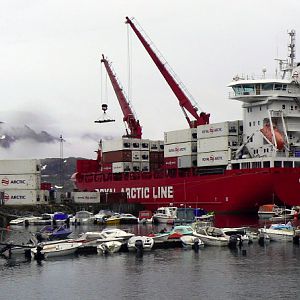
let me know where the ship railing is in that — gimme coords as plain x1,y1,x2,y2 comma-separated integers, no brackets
195,168,225,176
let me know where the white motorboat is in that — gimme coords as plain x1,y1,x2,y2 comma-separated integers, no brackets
31,241,81,259
28,214,53,226
9,216,40,226
258,223,295,242
97,241,122,254
193,226,230,246
127,236,154,252
269,208,297,222
180,235,204,249
119,213,138,224
222,227,252,244
153,207,177,224
70,211,94,225
98,228,135,243
93,210,115,224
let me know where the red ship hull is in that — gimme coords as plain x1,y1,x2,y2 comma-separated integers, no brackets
74,167,300,213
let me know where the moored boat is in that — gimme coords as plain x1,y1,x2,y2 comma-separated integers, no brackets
127,236,154,252
193,226,230,246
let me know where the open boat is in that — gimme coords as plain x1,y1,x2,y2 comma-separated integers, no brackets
258,223,295,242
193,226,230,246
127,236,154,252
97,241,122,254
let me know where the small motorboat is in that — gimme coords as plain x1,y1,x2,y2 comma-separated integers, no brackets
153,207,177,224
9,216,40,226
193,226,230,246
104,214,121,226
36,225,72,241
97,241,122,255
28,214,53,226
93,210,115,224
180,235,204,249
258,223,295,242
31,241,81,259
138,210,153,224
119,213,138,224
98,228,134,243
127,236,154,252
70,211,94,225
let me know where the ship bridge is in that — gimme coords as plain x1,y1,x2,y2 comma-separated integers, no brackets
228,79,300,103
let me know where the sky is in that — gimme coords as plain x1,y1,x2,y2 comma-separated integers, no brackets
0,0,299,159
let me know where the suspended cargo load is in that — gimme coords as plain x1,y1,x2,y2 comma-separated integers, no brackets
197,151,229,167
164,128,197,144
197,136,240,153
197,121,240,139
0,159,41,175
0,174,41,190
164,142,197,158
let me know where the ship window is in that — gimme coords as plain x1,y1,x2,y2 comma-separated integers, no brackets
295,161,300,168
252,162,261,168
232,163,240,170
274,161,282,168
253,121,256,126
274,83,282,90
263,161,270,168
242,84,255,95
282,105,285,109
241,162,250,169
232,85,243,95
282,84,287,91
249,122,251,127
258,121,260,125
262,83,273,90
284,161,293,168
291,106,294,110
260,106,262,111
192,132,197,139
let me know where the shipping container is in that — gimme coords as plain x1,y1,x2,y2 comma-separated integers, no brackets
150,141,159,151
197,136,240,153
141,139,150,150
0,159,41,175
164,128,197,144
132,162,141,172
132,151,141,162
0,174,40,190
102,163,112,173
197,121,239,139
72,191,101,204
164,142,197,158
112,162,132,173
76,159,99,173
164,157,178,169
197,151,229,167
102,138,131,152
131,139,141,150
141,162,150,172
178,155,197,168
150,162,163,171
41,182,51,190
103,150,132,163
141,151,149,161
3,189,44,205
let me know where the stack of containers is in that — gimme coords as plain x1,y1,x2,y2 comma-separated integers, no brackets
102,138,151,173
149,140,164,171
0,159,48,205
164,128,198,169
197,121,243,167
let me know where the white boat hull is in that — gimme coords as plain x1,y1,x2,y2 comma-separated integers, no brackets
193,232,229,246
259,228,294,242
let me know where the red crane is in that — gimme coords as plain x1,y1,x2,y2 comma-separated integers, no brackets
101,54,142,139
125,17,210,128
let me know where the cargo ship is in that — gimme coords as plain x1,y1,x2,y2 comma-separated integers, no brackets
73,19,300,213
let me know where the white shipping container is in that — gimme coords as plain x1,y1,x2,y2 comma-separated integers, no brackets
141,139,150,150
131,139,141,150
102,138,131,153
132,151,141,162
3,189,43,205
141,151,149,161
150,141,159,151
197,121,239,139
132,162,141,172
0,159,41,175
164,142,197,158
112,162,132,173
0,174,41,190
178,155,197,168
164,128,197,144
197,136,239,153
141,162,150,172
72,191,101,204
197,151,229,167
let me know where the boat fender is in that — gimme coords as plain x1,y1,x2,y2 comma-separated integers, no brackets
24,220,29,227
193,238,200,252
135,239,144,257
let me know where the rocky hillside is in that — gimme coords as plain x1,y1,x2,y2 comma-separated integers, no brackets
41,157,85,192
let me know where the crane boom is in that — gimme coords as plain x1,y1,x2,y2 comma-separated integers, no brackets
101,54,142,139
125,17,210,128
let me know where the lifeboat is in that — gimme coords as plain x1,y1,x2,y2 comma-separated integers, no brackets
260,124,284,150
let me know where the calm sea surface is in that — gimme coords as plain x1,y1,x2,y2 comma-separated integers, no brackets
1,215,299,300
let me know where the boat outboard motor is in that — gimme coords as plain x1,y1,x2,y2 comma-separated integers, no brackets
35,245,45,261
135,239,144,256
35,233,43,243
228,235,238,249
258,233,269,246
293,234,300,245
193,238,200,252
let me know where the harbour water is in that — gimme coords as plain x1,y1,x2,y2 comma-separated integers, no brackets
1,216,299,300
